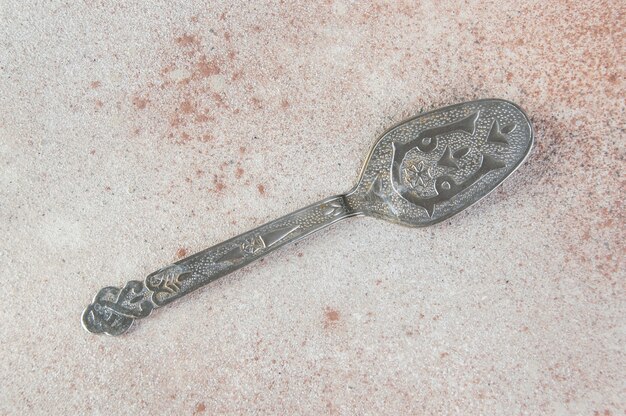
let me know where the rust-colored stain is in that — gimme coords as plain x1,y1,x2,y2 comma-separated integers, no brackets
90,81,101,89
257,184,265,195
175,34,198,46
212,174,226,192
324,308,340,329
211,92,228,109
180,100,195,114
250,97,263,109
196,56,221,78
235,167,244,179
193,402,206,414
132,96,149,110
179,132,191,143
231,70,244,82
175,248,187,259
132,31,241,144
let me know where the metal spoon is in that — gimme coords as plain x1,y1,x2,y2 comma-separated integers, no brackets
82,99,533,336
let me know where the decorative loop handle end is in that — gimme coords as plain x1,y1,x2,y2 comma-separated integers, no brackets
81,281,153,336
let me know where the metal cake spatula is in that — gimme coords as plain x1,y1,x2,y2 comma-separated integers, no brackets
82,99,533,335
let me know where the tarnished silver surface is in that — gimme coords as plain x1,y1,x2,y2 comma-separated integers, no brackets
82,99,533,335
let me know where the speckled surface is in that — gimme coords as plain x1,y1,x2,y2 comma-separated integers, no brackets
1,1,624,415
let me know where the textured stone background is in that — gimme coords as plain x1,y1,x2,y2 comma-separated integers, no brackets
1,1,624,414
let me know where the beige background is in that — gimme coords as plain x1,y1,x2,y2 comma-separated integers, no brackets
1,1,624,415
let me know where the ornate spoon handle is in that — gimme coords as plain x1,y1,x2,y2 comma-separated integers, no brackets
82,195,357,335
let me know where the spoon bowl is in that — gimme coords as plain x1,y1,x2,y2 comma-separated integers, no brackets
347,99,533,226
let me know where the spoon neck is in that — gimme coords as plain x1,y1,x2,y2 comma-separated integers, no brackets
342,188,364,215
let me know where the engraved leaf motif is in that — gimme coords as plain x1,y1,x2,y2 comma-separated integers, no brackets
364,175,386,204
453,147,470,159
501,123,516,134
371,176,383,194
322,201,344,216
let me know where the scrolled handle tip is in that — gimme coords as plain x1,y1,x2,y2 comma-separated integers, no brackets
82,282,153,336
82,301,135,337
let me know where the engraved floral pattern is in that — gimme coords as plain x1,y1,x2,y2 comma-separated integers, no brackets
240,236,266,254
404,161,433,189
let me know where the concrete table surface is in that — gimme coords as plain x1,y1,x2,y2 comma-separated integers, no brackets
1,1,624,414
